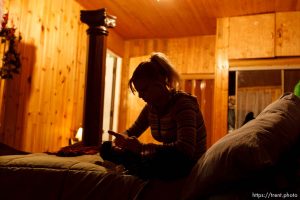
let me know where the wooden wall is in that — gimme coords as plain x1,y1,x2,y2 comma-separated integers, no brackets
0,0,87,152
118,35,216,144
228,11,300,59
0,0,124,153
228,13,275,58
213,18,229,144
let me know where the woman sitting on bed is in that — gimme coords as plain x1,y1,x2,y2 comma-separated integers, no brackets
100,52,206,180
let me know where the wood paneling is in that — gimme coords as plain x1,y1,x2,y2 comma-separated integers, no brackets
107,29,125,57
213,18,230,143
229,11,300,59
276,11,300,56
197,79,214,148
228,13,275,59
123,35,215,73
0,0,124,153
0,0,88,152
76,0,300,39
182,79,214,148
167,36,215,74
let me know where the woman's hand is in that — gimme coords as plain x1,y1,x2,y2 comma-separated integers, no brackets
125,136,142,154
108,130,128,149
108,130,142,155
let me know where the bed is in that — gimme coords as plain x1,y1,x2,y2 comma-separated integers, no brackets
1,92,300,200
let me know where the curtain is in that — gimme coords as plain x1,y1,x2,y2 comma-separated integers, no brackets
236,86,282,128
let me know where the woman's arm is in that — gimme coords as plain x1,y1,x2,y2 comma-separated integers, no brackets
126,105,150,137
108,106,149,155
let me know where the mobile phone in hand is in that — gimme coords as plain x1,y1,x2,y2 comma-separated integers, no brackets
107,130,120,137
107,130,128,138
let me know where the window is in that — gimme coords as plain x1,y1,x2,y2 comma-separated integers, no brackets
228,68,300,130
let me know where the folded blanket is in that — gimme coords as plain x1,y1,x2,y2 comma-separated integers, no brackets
54,142,99,157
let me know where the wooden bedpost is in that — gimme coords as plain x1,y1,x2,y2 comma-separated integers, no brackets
80,9,116,146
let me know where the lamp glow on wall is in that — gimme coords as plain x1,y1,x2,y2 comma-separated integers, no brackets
75,127,83,142
70,127,83,145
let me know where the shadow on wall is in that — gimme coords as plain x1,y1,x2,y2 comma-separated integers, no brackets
0,42,36,150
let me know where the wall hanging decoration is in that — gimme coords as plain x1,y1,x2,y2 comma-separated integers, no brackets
0,11,21,79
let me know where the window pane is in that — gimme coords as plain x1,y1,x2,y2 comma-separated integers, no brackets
238,70,281,88
236,70,282,129
284,69,300,93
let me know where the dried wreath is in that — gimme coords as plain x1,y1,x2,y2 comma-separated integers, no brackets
0,13,21,79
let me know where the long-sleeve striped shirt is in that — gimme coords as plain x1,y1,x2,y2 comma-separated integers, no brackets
126,90,206,162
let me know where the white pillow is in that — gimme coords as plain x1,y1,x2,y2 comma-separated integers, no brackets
181,93,300,199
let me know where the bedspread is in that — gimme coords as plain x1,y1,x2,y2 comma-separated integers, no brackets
0,153,147,200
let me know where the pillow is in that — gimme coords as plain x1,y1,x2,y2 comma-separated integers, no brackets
181,93,300,199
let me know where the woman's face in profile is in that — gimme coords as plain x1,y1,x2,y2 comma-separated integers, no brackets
133,78,169,108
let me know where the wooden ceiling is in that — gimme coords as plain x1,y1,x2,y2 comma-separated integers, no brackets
76,0,300,40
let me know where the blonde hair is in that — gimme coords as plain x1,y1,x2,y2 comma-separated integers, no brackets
129,52,180,93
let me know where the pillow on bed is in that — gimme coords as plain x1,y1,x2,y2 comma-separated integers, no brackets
181,93,300,199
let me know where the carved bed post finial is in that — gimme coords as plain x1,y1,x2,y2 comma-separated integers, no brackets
80,8,116,146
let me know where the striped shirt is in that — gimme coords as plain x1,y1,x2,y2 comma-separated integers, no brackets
126,90,206,161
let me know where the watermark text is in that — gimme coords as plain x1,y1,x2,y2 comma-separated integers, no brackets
252,192,298,199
